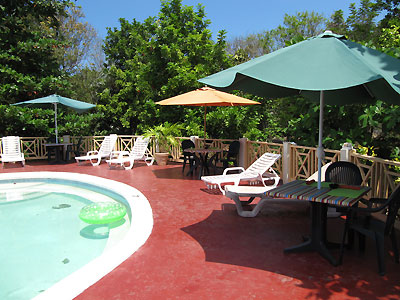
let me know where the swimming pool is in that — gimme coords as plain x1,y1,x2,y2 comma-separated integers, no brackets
0,172,153,300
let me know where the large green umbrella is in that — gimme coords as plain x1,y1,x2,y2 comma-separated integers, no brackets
13,94,96,143
199,31,400,188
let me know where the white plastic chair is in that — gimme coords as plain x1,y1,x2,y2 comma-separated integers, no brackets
1,136,25,167
106,136,154,170
201,152,281,195
75,134,118,166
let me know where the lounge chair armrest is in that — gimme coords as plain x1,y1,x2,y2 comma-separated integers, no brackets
87,150,99,156
110,150,130,158
223,167,245,175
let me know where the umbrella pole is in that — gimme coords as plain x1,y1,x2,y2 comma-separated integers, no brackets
204,106,207,139
317,91,325,189
54,103,58,144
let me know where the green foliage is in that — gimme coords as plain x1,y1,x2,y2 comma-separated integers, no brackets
0,105,51,136
0,104,103,138
206,106,261,139
227,11,326,63
378,23,400,58
267,11,326,50
143,122,183,153
100,0,232,135
0,0,72,104
67,67,105,104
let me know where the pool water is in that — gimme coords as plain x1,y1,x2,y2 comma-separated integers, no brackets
0,181,130,300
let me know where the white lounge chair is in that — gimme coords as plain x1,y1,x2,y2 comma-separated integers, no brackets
106,136,154,170
75,134,118,166
201,152,281,195
1,136,25,167
224,185,275,217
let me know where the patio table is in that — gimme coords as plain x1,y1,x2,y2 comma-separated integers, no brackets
264,180,370,266
185,148,223,179
45,143,72,164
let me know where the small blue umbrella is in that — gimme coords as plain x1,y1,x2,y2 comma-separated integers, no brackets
13,94,96,143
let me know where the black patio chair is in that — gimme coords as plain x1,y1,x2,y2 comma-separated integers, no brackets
339,184,400,275
218,141,240,169
181,140,195,173
325,161,363,186
66,136,83,161
323,162,364,246
46,136,57,161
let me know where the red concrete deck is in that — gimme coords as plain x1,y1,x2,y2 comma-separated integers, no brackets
2,161,400,299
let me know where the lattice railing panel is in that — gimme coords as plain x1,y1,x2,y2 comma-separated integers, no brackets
246,141,283,175
290,145,339,180
351,153,400,198
21,137,48,160
196,138,234,151
116,136,135,152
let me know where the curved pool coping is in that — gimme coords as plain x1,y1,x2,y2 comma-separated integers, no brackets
0,171,153,300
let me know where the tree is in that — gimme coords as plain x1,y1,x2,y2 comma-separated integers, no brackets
99,0,232,134
0,0,71,104
56,3,105,103
375,0,400,28
226,33,273,62
326,6,381,43
227,11,326,64
267,11,326,50
56,3,104,75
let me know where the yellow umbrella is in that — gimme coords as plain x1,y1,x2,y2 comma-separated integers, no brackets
156,87,260,138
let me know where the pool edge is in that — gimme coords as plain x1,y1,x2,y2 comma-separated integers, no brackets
0,171,153,300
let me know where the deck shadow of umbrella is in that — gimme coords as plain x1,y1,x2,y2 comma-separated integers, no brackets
181,202,311,272
180,204,400,299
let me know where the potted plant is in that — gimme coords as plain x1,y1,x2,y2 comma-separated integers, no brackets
144,122,183,166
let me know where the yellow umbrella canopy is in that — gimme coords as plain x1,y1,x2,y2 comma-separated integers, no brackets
156,87,260,137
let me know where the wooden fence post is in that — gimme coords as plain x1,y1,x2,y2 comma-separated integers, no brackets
191,136,199,148
239,137,247,168
340,142,353,162
282,142,292,183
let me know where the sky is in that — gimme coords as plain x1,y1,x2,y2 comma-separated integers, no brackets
75,0,358,40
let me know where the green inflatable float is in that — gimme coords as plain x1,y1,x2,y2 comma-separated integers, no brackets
79,202,127,225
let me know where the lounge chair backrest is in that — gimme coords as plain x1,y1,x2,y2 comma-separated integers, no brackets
98,134,118,155
131,136,150,157
243,152,281,176
2,136,22,156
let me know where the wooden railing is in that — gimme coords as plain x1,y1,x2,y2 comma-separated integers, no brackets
351,153,400,198
21,137,48,160
247,140,283,175
196,138,235,150
2,135,400,201
289,145,340,181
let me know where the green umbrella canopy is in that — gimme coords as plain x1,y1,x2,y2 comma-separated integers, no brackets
199,31,400,105
13,94,96,112
199,31,400,188
12,94,96,143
